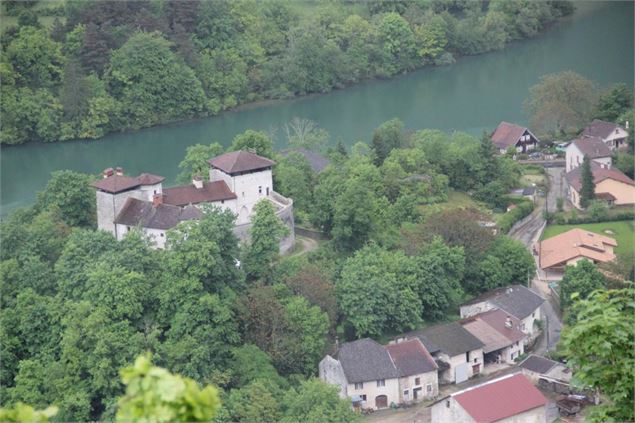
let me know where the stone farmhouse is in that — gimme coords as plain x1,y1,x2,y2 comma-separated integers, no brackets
319,338,438,410
430,373,548,423
92,150,294,250
460,309,526,364
491,121,540,154
460,285,544,339
519,355,572,385
537,228,617,276
409,322,485,384
581,119,629,150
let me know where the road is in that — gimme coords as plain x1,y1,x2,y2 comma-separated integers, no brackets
509,165,564,355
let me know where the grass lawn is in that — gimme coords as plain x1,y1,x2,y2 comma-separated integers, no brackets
542,220,635,257
418,190,491,217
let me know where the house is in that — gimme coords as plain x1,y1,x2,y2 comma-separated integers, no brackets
318,338,438,410
430,373,548,423
491,121,540,154
409,323,485,384
537,228,617,275
565,136,612,173
280,147,330,173
92,150,295,250
460,285,544,338
519,355,572,384
581,119,629,150
460,309,526,364
565,162,635,209
509,187,537,203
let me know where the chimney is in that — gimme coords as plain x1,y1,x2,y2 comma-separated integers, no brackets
505,316,512,329
334,336,339,353
193,175,204,189
103,167,114,178
626,121,629,129
153,193,163,207
115,167,124,176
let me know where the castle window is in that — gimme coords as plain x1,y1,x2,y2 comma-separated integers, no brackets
160,233,164,237
354,382,363,390
259,186,262,194
266,187,270,195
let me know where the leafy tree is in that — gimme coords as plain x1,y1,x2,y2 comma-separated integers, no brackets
525,71,598,135
106,31,206,130
476,131,500,185
281,378,360,423
243,200,289,281
229,344,286,389
5,26,64,88
35,170,96,227
0,403,58,423
560,260,605,310
579,155,595,208
560,285,634,422
376,12,416,75
117,354,220,423
224,381,281,423
476,255,507,291
285,263,337,325
0,87,64,144
274,151,315,215
177,142,224,184
371,118,405,165
229,130,274,159
595,83,633,122
487,235,535,285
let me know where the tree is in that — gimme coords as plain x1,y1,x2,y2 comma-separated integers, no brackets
376,13,416,75
525,71,598,135
5,26,64,88
229,345,286,389
283,117,329,153
0,403,58,423
560,260,605,310
243,200,289,281
224,381,281,423
560,285,634,422
285,263,337,325
116,355,220,423
274,152,315,215
487,236,536,286
176,142,224,184
476,131,500,185
281,378,360,423
371,118,405,165
35,170,96,227
579,155,595,208
229,130,274,159
595,83,633,122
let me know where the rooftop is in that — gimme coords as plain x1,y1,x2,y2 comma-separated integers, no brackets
163,181,236,206
491,121,534,149
386,338,438,377
208,150,276,175
461,285,544,320
335,338,399,383
539,228,617,269
518,354,559,375
411,322,484,357
91,171,165,194
565,162,635,192
460,310,524,354
451,373,547,422
280,147,330,173
114,198,201,230
571,136,612,158
581,119,625,139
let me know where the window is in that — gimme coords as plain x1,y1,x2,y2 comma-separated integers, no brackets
221,200,224,204
532,312,535,318
521,323,526,331
160,233,164,237
414,377,420,386
515,341,519,347
377,379,385,387
446,400,451,408
153,190,157,194
127,226,130,232
466,351,470,362
354,382,363,390
259,186,262,194
426,384,432,393
361,395,367,402
473,358,478,363
266,187,270,195
403,390,409,399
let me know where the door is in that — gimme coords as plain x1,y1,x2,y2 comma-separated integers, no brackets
413,387,422,400
375,395,388,409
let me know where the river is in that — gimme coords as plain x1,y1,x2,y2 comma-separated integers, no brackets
1,1,633,215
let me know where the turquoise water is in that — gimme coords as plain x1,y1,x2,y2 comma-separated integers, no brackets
1,1,633,215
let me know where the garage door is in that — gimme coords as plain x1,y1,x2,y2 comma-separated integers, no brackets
375,395,388,409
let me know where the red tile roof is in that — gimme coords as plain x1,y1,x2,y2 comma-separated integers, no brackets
163,181,236,206
208,150,275,174
491,122,531,150
137,173,165,185
453,374,547,422
386,338,438,377
571,136,611,158
91,175,141,193
582,119,625,139
565,162,635,192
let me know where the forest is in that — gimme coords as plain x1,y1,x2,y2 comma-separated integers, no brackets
0,0,574,144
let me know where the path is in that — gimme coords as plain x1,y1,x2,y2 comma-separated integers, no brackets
288,235,319,257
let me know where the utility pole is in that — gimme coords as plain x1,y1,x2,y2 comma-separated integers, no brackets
545,314,550,353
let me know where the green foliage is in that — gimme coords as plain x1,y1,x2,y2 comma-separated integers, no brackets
526,71,598,136
177,142,224,184
274,151,316,214
497,200,534,234
487,235,536,285
229,130,274,159
224,381,281,423
560,285,634,422
560,260,606,310
35,170,96,227
580,155,595,209
116,355,220,423
371,118,405,165
0,402,58,423
5,26,63,88
243,200,289,281
595,83,633,122
281,378,360,423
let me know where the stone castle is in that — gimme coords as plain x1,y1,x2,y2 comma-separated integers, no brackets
92,150,294,250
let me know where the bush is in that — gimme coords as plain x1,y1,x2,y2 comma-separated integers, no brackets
498,200,534,233
566,211,635,225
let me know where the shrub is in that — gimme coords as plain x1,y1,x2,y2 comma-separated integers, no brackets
498,200,534,233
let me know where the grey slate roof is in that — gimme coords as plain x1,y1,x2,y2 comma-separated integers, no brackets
411,322,484,357
462,285,545,320
519,355,559,374
572,136,611,158
280,147,331,173
114,198,201,230
336,339,399,383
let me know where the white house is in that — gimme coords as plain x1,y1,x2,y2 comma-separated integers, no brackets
581,119,629,150
460,310,526,364
92,150,294,250
460,285,544,338
565,136,612,173
409,323,485,384
430,373,548,423
319,338,438,410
